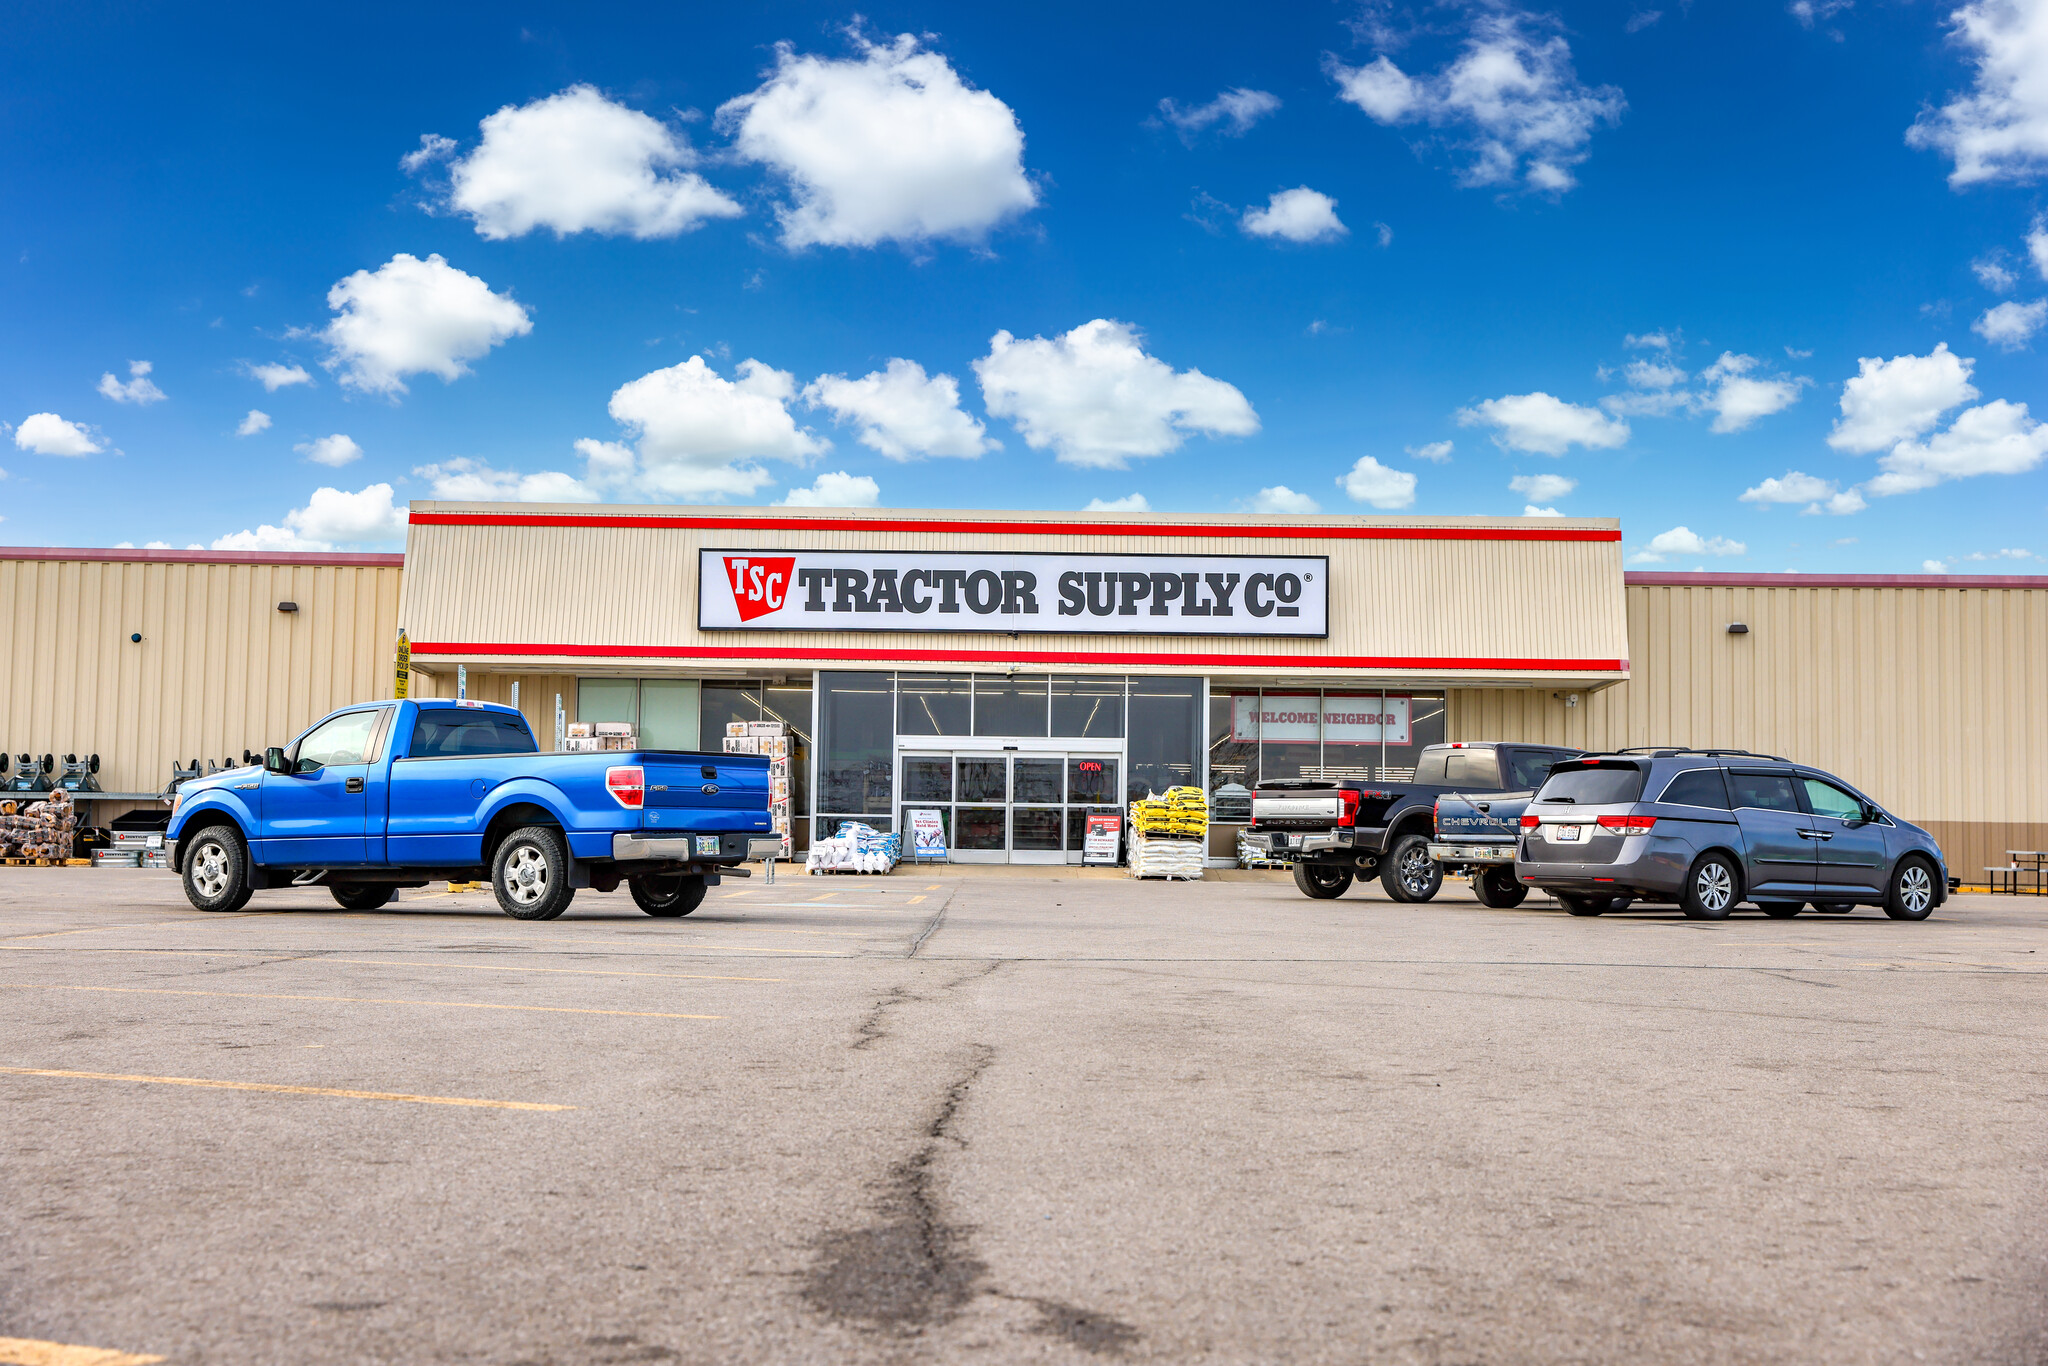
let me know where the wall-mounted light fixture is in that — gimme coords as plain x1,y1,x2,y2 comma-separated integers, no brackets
129,632,142,644
277,601,299,614
1727,622,1750,635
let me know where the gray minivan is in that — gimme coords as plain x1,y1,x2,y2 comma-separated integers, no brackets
1515,750,1949,920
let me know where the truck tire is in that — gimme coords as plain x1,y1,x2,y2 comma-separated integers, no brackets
632,873,707,917
1681,852,1741,919
1758,901,1802,918
330,885,395,911
1292,862,1352,899
181,825,253,913
1558,894,1609,916
1472,866,1528,909
1379,833,1443,903
492,825,576,921
1883,857,1937,921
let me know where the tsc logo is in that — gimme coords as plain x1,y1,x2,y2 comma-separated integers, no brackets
723,556,795,623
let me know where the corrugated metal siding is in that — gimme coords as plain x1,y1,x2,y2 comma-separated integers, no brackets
396,505,1630,681
0,555,404,807
1450,580,2048,877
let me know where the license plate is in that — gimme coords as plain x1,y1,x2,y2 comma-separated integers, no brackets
1555,825,1583,842
696,835,721,856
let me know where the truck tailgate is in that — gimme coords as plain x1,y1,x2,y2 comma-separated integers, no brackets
641,753,772,833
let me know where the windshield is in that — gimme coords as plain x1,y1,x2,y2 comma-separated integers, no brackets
1535,763,1645,805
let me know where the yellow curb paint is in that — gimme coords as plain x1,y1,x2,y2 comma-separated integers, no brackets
0,1336,165,1366
0,983,723,1020
0,1067,573,1111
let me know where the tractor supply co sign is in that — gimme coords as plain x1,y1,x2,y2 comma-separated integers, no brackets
1232,693,1411,745
700,550,1329,637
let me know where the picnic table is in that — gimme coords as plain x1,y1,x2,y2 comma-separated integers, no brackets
1984,850,2048,894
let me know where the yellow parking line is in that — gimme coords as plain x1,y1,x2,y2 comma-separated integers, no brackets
808,891,839,901
907,895,927,904
0,983,722,1020
0,1336,164,1366
0,946,793,982
0,1067,571,1111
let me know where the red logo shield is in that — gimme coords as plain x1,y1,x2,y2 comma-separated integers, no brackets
723,556,796,623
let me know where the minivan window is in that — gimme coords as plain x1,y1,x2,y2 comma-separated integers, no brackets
1506,749,1563,790
1727,771,1801,812
1445,749,1499,788
1658,768,1729,809
1801,776,1864,820
409,712,538,758
1536,763,1645,805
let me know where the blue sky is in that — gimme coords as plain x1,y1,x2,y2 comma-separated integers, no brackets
5,0,2048,572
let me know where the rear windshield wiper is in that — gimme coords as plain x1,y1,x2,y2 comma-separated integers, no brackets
1539,796,1576,803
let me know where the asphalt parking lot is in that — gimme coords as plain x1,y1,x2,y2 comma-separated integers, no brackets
1,867,2044,1366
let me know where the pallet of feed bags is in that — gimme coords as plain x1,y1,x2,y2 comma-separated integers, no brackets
805,821,902,875
1129,829,1205,880
1129,786,1209,839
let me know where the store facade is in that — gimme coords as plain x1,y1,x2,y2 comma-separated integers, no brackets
393,504,1630,862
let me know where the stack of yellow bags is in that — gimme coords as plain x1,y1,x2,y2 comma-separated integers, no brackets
1131,786,1209,838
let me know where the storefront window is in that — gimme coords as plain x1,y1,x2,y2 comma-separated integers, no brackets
639,679,699,751
577,678,637,728
1383,692,1446,781
701,682,763,743
973,674,1050,737
1052,676,1124,738
1208,687,1258,793
1127,676,1201,800
1318,692,1385,780
764,678,813,846
1257,692,1323,784
898,673,970,736
818,671,894,816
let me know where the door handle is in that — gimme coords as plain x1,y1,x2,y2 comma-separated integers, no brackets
345,776,365,794
1797,829,1832,841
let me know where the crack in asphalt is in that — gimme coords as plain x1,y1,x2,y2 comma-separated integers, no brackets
850,961,1004,1053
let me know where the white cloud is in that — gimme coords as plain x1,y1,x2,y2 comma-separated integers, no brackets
212,483,408,551
606,356,826,499
1869,398,2048,494
1739,470,1835,504
803,358,995,460
1974,254,2019,291
1249,485,1321,514
1923,559,1951,573
1973,297,2048,347
1407,440,1454,462
1907,0,2048,186
427,85,742,241
1158,88,1281,139
973,319,1258,469
322,253,532,396
1328,10,1625,192
1337,455,1419,509
1625,358,1687,389
1628,525,1747,564
1624,330,1674,350
97,360,165,405
1827,343,1979,452
244,361,313,392
2030,215,2048,277
236,409,271,437
1818,488,1868,515
1084,493,1151,513
1241,187,1348,243
1523,504,1562,516
414,456,602,504
1698,351,1808,432
1375,221,1394,247
1790,0,1854,30
14,412,101,457
718,32,1036,249
777,471,882,508
1509,472,1576,502
294,433,363,468
1962,546,2039,559
1457,392,1629,454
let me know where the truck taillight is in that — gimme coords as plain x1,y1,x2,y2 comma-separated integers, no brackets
1519,814,1540,829
606,765,645,809
1340,790,1360,826
1596,814,1656,832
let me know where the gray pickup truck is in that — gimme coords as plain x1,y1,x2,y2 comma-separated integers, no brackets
1431,788,1543,907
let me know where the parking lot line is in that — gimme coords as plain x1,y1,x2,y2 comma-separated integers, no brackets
808,891,840,901
0,1336,165,1366
0,1067,573,1111
0,983,723,1020
0,946,795,981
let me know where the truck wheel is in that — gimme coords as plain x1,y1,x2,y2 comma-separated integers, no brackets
632,873,707,917
1558,894,1608,916
1814,902,1854,914
1292,862,1352,899
330,885,395,911
1681,852,1740,919
1758,901,1802,918
182,826,253,913
1884,857,1937,921
1379,834,1443,903
492,825,576,921
1472,867,1528,909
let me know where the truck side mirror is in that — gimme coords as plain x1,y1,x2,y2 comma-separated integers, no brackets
264,747,291,775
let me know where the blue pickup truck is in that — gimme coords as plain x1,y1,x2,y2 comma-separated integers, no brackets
167,698,776,921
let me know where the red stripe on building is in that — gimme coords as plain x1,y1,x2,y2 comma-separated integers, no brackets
0,546,405,567
410,641,1626,672
1625,571,2048,588
406,512,1623,542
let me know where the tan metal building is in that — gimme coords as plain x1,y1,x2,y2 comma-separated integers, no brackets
4,504,2042,880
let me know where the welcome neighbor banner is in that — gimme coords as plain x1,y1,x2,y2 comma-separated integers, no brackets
699,549,1330,637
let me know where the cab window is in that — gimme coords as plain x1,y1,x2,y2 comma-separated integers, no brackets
1445,749,1499,788
1505,748,1563,790
292,711,379,774
1801,776,1864,820
409,711,538,758
1727,771,1801,812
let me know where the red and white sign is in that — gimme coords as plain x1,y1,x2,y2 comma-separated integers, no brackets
1231,693,1410,745
722,555,796,623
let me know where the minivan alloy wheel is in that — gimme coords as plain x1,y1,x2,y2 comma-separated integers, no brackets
1887,860,1936,921
1694,861,1733,912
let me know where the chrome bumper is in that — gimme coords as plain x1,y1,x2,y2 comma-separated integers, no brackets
612,832,769,863
1429,842,1516,864
1242,829,1357,855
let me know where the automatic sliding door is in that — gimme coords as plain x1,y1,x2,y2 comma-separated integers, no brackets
954,754,1008,862
1011,757,1065,864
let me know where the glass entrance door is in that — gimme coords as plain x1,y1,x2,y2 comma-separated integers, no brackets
953,754,1009,863
899,750,1124,865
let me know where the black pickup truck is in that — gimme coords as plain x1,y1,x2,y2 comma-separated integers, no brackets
1244,741,1582,901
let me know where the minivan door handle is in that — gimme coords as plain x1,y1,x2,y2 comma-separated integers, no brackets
345,776,365,794
1797,829,1831,841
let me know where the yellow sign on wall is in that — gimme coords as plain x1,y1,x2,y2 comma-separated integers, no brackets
394,628,411,699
